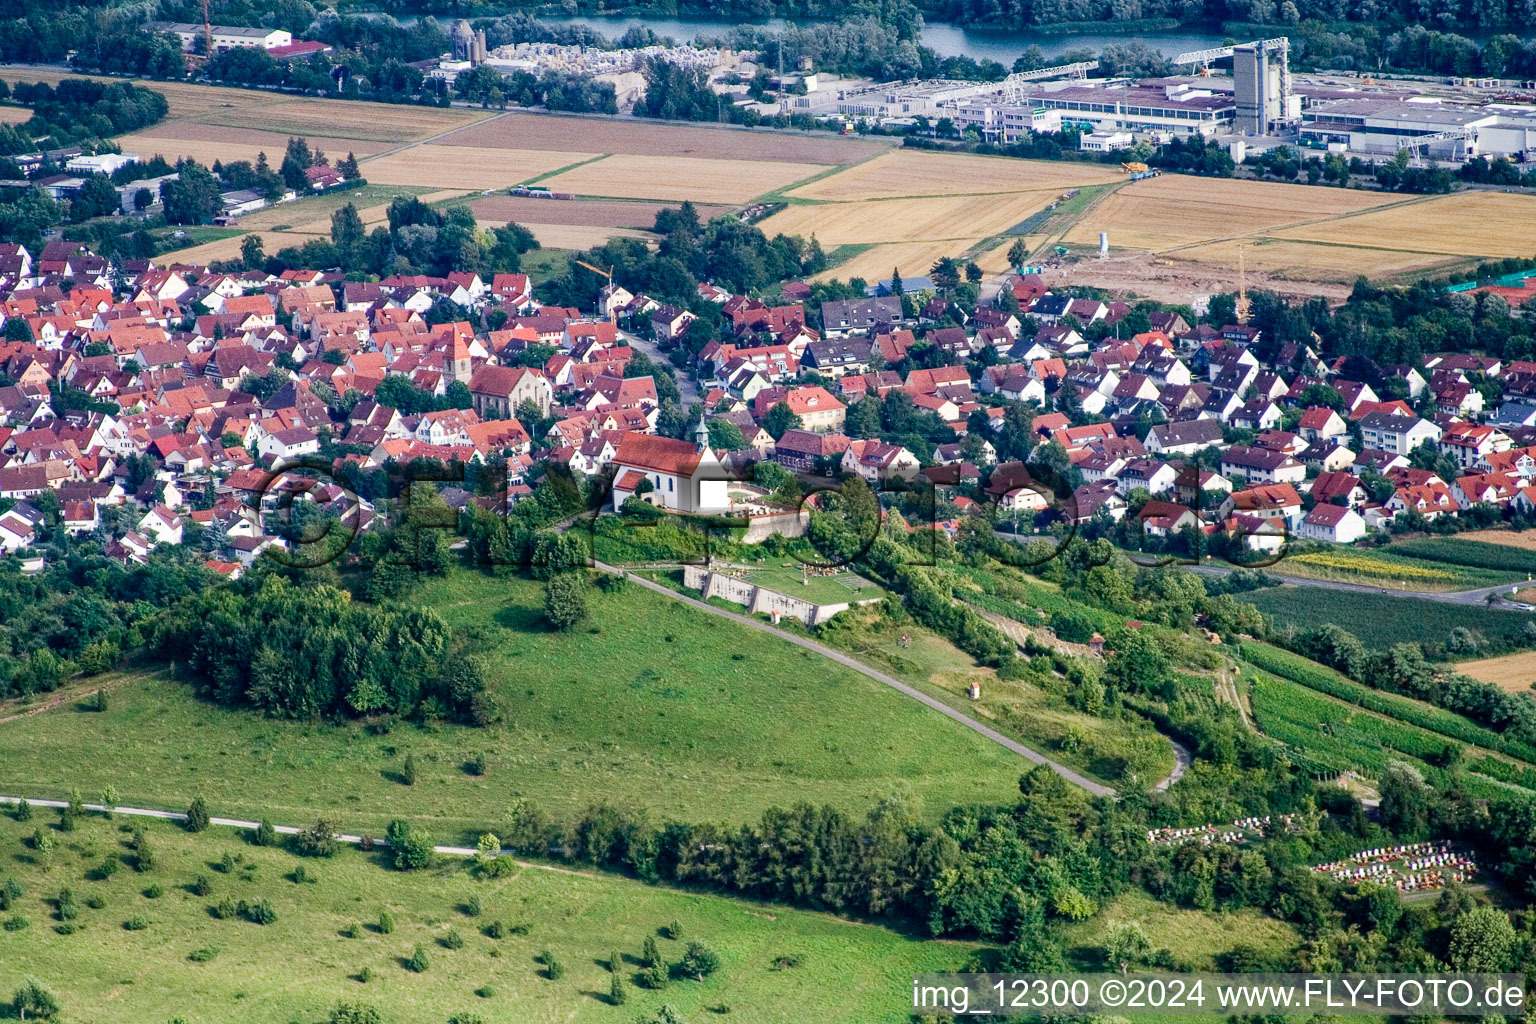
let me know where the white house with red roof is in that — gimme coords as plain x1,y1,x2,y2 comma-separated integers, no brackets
608,427,730,514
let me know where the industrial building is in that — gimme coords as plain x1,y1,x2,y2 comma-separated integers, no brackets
143,22,292,53
949,78,1237,142
1299,95,1536,161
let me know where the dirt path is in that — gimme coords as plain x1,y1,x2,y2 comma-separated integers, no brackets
0,674,142,727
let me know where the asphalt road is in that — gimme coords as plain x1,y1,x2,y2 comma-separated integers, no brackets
597,561,1118,798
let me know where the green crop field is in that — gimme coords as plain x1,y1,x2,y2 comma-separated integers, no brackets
0,572,1029,839
1247,671,1454,776
1242,585,1536,652
0,812,968,1024
1239,641,1536,767
1278,547,1519,590
1384,536,1536,575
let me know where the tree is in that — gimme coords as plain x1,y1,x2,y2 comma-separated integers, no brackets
254,820,276,847
679,940,721,980
337,152,361,180
642,934,662,968
331,203,365,266
185,796,210,832
161,160,221,225
406,943,430,972
1448,906,1516,972
763,401,802,440
280,136,313,191
1378,760,1432,838
543,572,588,632
706,418,747,451
295,819,339,858
1102,920,1151,974
608,972,627,1005
401,753,418,786
13,979,59,1020
386,819,432,871
1006,239,1029,269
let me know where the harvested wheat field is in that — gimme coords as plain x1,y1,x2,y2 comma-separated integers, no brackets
762,191,1056,245
170,229,327,265
1064,175,1395,251
788,149,1122,202
361,145,598,190
492,223,655,250
1277,191,1536,259
536,153,828,204
817,239,989,284
118,125,387,168
1167,238,1461,283
0,106,33,125
467,195,726,228
0,70,266,119
192,99,486,144
438,112,889,164
1455,529,1536,551
1455,651,1536,692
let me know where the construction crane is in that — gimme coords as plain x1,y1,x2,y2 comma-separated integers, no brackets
1396,126,1477,167
573,260,617,323
1235,244,1252,325
996,61,1099,104
1171,38,1296,133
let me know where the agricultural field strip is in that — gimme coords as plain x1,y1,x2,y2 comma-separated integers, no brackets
1240,642,1536,775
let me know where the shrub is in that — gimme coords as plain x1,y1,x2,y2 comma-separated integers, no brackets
253,820,276,847
640,962,669,990
12,979,59,1020
401,753,418,786
474,985,495,998
143,884,162,899
462,895,481,917
609,973,627,1005
14,799,31,822
54,922,79,935
217,852,236,874
329,1001,382,1024
3,915,29,931
358,967,374,984
292,864,315,884
343,921,362,938
242,898,277,925
482,920,505,939
680,940,722,980
295,819,339,858
540,951,563,980
133,839,154,872
123,915,150,930
185,797,210,833
447,1015,485,1024
188,946,220,962
377,910,395,934
406,943,430,972
211,899,238,920
54,889,77,921
663,919,682,941
440,929,464,950
84,894,106,909
93,857,120,880
191,875,211,897
642,935,661,967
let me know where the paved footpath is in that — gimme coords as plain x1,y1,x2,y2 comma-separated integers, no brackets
0,796,577,871
597,562,1117,798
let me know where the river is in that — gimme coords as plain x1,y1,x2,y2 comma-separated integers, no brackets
382,10,1232,61
546,14,1229,61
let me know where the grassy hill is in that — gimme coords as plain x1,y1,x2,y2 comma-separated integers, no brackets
0,572,1029,838
0,811,970,1024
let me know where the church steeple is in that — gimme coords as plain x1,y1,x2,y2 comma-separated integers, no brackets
692,407,710,452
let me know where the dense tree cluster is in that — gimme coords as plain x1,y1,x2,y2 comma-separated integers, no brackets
0,79,168,157
154,575,492,724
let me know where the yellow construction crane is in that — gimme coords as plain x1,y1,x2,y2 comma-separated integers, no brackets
1235,244,1252,324
574,260,617,322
